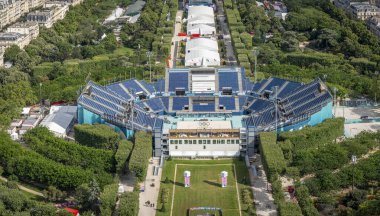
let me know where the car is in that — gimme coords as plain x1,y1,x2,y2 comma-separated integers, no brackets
360,116,369,119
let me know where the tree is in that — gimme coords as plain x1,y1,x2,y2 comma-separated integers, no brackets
4,45,22,62
315,28,340,50
118,192,139,216
115,140,133,173
43,186,66,202
88,179,101,213
14,51,35,74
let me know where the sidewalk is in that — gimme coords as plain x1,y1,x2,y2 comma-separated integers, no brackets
138,158,162,216
249,155,277,216
169,10,184,68
0,176,44,197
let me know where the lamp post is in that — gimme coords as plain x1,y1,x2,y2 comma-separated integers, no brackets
39,83,43,115
252,48,259,83
351,155,357,193
146,51,153,83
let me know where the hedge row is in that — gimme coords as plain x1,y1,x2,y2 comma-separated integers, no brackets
0,132,112,190
278,201,303,216
129,132,152,181
295,185,320,216
24,127,114,172
100,183,119,216
279,118,344,151
74,124,119,150
259,132,286,182
118,192,139,216
115,139,134,173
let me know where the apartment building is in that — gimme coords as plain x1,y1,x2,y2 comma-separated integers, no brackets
349,2,380,20
367,16,380,39
0,0,30,29
0,32,30,49
0,47,4,67
7,21,39,39
27,2,68,28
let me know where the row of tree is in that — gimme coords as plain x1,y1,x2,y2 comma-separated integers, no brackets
129,131,153,181
74,124,120,151
24,127,115,172
0,131,112,190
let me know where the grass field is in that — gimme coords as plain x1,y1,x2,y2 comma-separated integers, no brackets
156,159,253,216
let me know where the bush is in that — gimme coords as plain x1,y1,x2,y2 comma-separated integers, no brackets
100,183,119,216
278,201,303,216
129,132,152,181
24,127,115,172
118,192,139,216
74,124,119,150
295,185,319,216
115,140,134,173
279,118,344,151
259,132,286,181
0,132,112,190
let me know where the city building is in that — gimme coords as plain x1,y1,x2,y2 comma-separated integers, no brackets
57,0,82,6
28,0,46,9
349,2,380,20
0,32,30,49
367,16,380,39
0,0,30,30
7,21,39,39
0,47,4,66
27,3,68,28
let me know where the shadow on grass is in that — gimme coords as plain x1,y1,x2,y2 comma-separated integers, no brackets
170,180,184,187
203,180,221,187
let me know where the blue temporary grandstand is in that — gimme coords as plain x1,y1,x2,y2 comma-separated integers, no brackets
77,67,333,157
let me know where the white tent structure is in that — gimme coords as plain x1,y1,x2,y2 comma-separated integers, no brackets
185,37,220,67
188,5,214,19
186,38,218,52
187,23,216,35
39,106,77,137
40,113,74,137
185,49,220,67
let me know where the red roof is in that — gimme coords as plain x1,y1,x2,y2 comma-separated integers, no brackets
64,208,79,216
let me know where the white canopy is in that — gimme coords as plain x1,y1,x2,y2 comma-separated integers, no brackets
187,23,216,35
40,112,74,137
185,49,220,67
188,5,214,18
186,37,218,52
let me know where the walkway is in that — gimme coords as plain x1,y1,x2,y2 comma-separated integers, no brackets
169,10,184,68
216,1,237,66
248,155,277,216
0,176,44,197
138,157,162,216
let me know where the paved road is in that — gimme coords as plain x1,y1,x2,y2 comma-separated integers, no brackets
249,155,277,216
0,176,44,197
138,157,162,216
216,1,237,66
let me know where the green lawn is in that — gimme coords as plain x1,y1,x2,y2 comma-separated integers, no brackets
156,159,253,216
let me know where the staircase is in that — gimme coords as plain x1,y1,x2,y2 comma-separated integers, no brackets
257,77,273,93
237,69,243,93
188,97,193,111
234,96,240,112
275,81,289,97
215,70,219,92
215,97,220,111
168,96,173,112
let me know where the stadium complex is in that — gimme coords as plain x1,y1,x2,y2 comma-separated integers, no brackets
77,2,333,158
